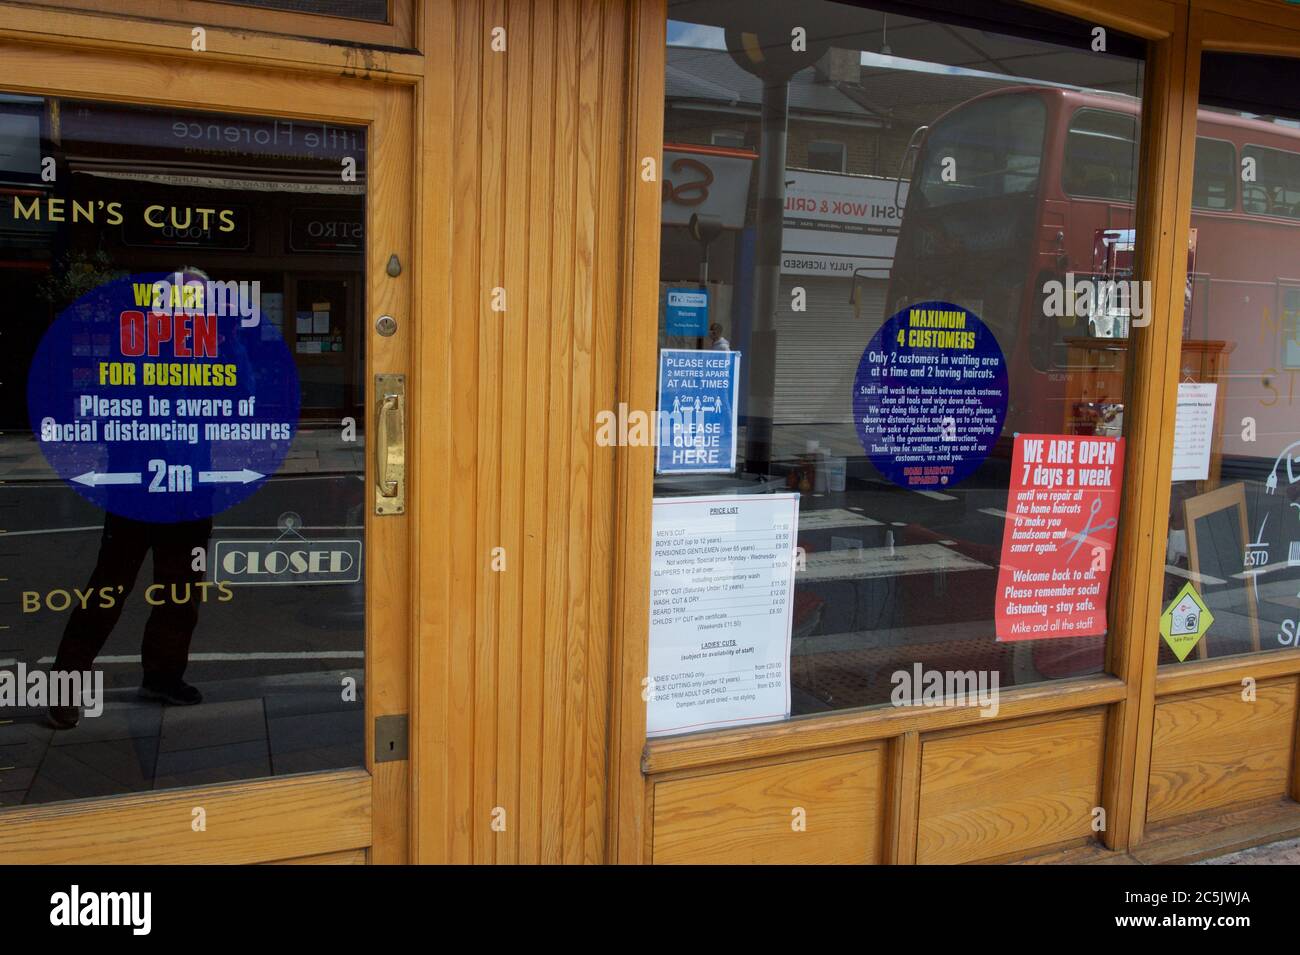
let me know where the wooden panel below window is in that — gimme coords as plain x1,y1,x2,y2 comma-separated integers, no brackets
651,749,885,864
917,712,1106,864
1146,678,1297,824
263,848,367,864
0,769,370,865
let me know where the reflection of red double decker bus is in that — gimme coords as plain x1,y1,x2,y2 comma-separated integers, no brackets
884,85,1300,449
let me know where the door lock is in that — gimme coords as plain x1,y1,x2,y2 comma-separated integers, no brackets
374,714,409,763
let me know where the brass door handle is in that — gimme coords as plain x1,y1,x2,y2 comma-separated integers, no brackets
374,374,405,514
376,394,399,496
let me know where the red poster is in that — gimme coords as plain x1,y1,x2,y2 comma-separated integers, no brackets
995,434,1125,641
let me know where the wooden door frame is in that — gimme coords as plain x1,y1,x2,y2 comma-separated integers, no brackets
0,39,416,864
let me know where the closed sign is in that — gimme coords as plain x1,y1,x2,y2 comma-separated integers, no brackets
213,539,362,585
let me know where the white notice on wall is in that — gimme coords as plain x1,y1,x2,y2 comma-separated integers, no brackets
647,493,798,737
1172,382,1218,482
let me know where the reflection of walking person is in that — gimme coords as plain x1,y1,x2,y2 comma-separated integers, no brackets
50,513,212,729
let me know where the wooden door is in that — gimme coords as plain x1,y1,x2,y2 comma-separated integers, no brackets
0,41,413,864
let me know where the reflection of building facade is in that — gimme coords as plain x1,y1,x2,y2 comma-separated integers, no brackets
662,45,1007,424
0,99,365,428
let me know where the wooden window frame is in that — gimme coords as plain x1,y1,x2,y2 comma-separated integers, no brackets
610,0,1195,863
4,0,417,50
0,1,425,78
1121,0,1300,842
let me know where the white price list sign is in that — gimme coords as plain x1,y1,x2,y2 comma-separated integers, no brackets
647,493,799,737
1172,382,1217,482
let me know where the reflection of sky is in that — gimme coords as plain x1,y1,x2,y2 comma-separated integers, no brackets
666,17,1300,130
1236,111,1300,129
667,20,724,49
666,19,1091,88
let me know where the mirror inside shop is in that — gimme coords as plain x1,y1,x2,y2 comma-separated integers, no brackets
649,0,1163,737
0,96,366,804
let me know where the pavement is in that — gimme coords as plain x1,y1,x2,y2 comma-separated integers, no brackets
1196,836,1300,865
0,669,363,806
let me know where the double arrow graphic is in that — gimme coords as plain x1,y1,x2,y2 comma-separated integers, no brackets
72,471,141,486
197,469,263,484
72,469,264,487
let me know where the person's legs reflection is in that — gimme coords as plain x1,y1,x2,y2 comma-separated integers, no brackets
138,517,213,704
50,514,151,728
51,514,213,726
54,514,151,673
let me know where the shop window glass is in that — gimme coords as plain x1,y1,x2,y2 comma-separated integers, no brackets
1064,109,1138,202
807,140,847,172
1159,54,1300,664
0,95,366,804
1192,138,1236,211
1241,144,1300,218
649,0,1146,738
917,96,1046,207
199,0,387,21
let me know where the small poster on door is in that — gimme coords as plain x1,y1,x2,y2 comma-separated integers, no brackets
1171,382,1217,482
655,349,740,475
995,434,1125,641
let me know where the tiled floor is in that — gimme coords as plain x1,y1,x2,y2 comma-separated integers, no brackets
0,670,363,807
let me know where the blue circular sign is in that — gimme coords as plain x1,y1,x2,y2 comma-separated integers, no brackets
28,272,299,523
853,300,1008,490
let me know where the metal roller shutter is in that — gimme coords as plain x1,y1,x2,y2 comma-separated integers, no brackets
773,275,887,424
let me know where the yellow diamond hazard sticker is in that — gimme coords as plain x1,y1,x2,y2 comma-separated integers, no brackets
1160,582,1215,662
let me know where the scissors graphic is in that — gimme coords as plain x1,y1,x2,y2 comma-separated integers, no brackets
1068,495,1118,560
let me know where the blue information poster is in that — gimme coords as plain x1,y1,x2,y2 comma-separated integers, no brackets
656,348,740,474
664,287,709,336
852,301,1008,490
28,272,300,523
